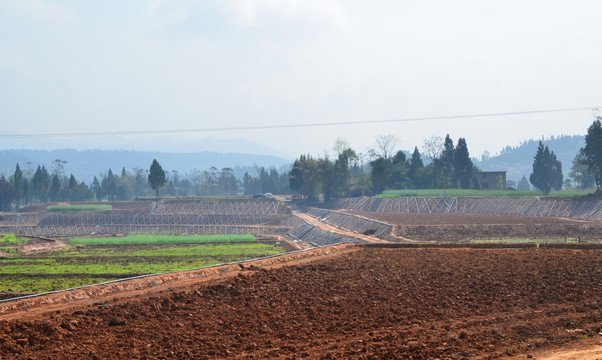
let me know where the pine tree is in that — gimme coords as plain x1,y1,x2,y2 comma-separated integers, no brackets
102,169,117,201
11,164,24,208
148,159,166,203
530,141,563,194
517,175,531,191
49,174,61,202
408,147,424,188
32,165,51,202
0,176,14,211
440,134,455,188
580,118,602,190
453,138,474,189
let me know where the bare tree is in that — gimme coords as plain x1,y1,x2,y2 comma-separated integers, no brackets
370,134,399,160
52,159,68,177
422,136,444,162
333,137,351,156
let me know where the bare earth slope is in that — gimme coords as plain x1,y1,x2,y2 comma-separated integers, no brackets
1,246,601,359
350,212,602,241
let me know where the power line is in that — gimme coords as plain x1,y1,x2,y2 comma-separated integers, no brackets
1,106,598,139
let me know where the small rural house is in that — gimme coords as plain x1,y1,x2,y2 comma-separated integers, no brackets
477,171,507,190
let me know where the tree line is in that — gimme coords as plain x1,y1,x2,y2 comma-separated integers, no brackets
529,117,602,194
0,159,290,211
288,117,602,200
288,134,481,201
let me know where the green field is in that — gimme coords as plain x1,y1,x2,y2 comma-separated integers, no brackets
0,234,28,244
0,235,284,296
69,234,255,245
378,189,594,198
46,204,113,212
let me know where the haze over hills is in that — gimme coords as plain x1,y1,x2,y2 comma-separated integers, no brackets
0,148,290,183
474,135,585,184
0,135,291,159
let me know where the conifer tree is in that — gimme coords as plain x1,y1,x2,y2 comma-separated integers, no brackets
580,118,602,190
453,138,474,189
530,141,563,194
148,159,166,203
408,147,424,188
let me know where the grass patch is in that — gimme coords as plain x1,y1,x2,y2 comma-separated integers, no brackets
379,188,596,198
546,189,595,197
0,247,18,254
68,234,256,245
46,204,113,212
379,189,538,197
0,234,28,244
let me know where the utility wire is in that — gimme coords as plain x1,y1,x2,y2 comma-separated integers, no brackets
1,106,599,139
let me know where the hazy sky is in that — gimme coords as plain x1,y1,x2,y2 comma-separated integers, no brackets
1,0,601,159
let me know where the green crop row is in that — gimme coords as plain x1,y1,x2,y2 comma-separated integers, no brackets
0,243,284,294
0,276,121,294
36,243,277,259
68,234,256,245
46,204,113,212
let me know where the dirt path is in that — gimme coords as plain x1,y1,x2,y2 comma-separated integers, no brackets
510,337,602,360
535,346,602,360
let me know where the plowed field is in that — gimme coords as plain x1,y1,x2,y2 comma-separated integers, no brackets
349,212,588,225
350,212,602,241
1,246,601,359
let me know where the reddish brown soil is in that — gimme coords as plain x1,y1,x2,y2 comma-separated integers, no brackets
350,212,590,226
1,246,601,359
350,212,602,241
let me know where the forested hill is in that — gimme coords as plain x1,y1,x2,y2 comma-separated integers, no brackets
0,149,290,182
474,135,585,183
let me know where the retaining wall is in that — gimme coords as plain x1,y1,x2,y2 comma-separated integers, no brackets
2,199,289,236
306,208,392,238
1,224,289,237
284,215,361,246
335,197,602,221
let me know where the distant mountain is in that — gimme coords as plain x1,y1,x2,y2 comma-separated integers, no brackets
0,135,290,159
0,149,290,183
474,135,585,184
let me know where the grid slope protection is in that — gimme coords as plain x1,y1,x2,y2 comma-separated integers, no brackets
338,197,602,221
0,199,288,236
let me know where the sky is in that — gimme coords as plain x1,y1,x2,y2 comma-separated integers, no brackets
1,0,601,160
